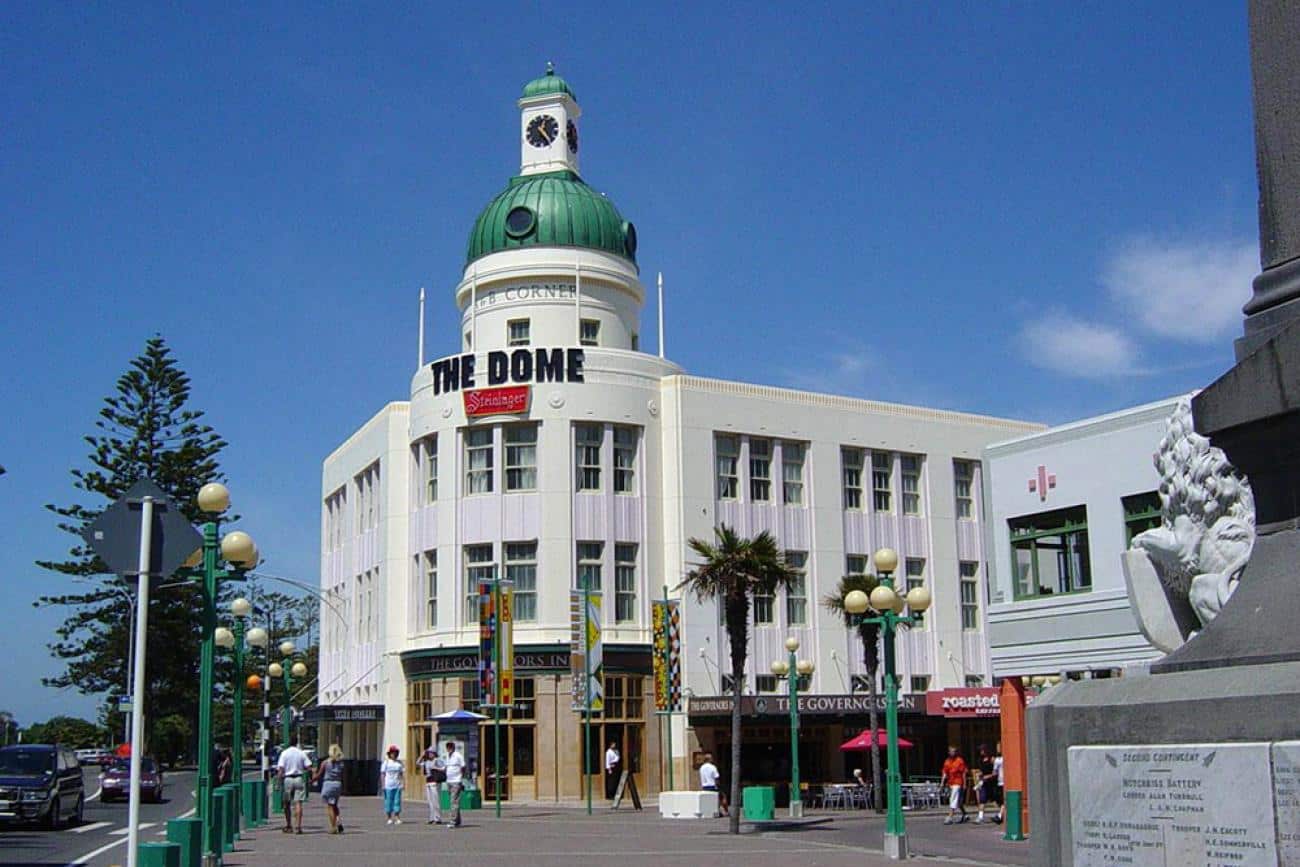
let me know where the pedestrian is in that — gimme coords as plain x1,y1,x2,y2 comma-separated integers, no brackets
419,746,445,825
698,752,724,815
442,740,467,828
276,739,313,834
993,742,1006,824
380,745,405,825
852,768,871,809
941,745,968,825
312,744,346,834
975,744,999,823
604,742,621,799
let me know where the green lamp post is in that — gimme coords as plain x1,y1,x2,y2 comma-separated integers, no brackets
770,637,815,818
216,596,258,828
269,641,307,749
843,547,932,861
190,482,259,864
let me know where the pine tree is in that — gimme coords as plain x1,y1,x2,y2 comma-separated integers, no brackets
35,336,230,754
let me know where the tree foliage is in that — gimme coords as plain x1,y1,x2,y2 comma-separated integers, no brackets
680,525,797,835
35,336,230,754
21,716,106,749
824,572,885,812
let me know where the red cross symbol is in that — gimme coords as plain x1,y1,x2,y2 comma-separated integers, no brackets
1027,465,1057,501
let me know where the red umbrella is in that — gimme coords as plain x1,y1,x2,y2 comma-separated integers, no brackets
839,729,913,750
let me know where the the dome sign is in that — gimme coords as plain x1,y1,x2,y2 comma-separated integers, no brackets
431,348,586,395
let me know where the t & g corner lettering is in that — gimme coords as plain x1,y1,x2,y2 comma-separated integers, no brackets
430,348,585,396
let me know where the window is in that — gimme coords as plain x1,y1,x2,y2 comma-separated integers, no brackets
507,318,530,346
910,675,930,694
756,674,779,693
872,453,892,511
901,454,922,515
465,331,472,349
1122,492,1162,545
615,543,637,623
1009,506,1091,599
715,434,739,499
575,424,602,491
505,542,537,621
749,438,772,502
960,561,980,630
785,551,807,626
954,460,975,519
422,437,438,504
846,554,868,575
505,424,537,491
753,587,774,624
512,678,536,720
465,428,493,494
580,318,600,346
631,333,639,351
464,544,494,623
613,426,637,494
904,558,925,593
424,550,437,629
965,675,985,688
460,678,480,714
842,448,864,510
782,442,805,505
851,674,875,694
721,674,737,694
577,542,603,591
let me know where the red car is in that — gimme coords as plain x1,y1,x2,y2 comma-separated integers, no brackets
99,758,164,803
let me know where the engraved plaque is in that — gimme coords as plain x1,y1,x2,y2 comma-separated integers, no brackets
1275,741,1300,864
1068,743,1278,866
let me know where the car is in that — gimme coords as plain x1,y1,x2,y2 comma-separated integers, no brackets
99,758,164,803
0,745,85,828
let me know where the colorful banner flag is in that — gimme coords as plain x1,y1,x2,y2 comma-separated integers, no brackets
652,599,682,712
570,588,604,712
478,579,497,706
499,581,514,707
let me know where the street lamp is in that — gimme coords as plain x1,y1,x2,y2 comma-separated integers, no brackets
843,547,931,860
216,596,256,827
770,636,815,818
270,641,308,749
186,481,260,864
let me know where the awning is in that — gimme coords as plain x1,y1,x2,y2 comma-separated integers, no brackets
301,704,385,724
431,709,487,721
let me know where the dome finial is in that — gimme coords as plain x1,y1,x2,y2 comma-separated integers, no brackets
546,61,555,76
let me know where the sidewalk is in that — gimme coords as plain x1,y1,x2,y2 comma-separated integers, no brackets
222,801,1029,867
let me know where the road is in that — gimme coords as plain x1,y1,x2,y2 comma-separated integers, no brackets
0,768,198,867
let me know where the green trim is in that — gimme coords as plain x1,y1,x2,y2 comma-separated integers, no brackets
522,62,576,101
1008,505,1092,601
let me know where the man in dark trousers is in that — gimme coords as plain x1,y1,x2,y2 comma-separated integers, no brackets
604,742,621,799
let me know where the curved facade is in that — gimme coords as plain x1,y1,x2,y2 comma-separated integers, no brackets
319,71,1043,803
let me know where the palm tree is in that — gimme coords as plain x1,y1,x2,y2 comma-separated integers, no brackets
823,572,884,812
681,525,798,834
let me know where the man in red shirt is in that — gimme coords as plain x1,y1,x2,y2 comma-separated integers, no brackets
940,746,968,825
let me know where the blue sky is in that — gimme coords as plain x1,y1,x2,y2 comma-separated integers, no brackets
0,3,1257,726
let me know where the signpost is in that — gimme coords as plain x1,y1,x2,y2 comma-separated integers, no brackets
478,577,512,818
82,480,201,867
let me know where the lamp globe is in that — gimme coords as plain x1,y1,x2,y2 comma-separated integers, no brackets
231,597,253,618
770,659,789,677
214,627,235,649
869,585,898,613
906,586,932,612
796,659,815,677
872,547,899,575
268,662,284,678
291,662,308,678
220,531,256,566
279,640,296,657
197,483,230,514
844,589,870,615
245,626,268,647
784,636,800,652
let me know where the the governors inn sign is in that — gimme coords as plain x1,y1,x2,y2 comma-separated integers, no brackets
687,693,924,719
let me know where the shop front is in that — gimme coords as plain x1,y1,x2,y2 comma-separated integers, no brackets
923,687,1008,764
304,704,384,795
400,643,660,803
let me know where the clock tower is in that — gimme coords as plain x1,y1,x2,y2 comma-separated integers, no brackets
519,63,581,177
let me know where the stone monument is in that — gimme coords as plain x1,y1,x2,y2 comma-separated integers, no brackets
1028,3,1300,864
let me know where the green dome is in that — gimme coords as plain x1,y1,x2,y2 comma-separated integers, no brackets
521,63,576,101
466,171,638,267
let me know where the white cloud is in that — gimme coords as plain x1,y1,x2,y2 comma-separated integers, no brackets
1019,312,1138,378
1104,237,1256,342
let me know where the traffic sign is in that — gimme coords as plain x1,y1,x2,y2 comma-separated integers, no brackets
82,480,202,578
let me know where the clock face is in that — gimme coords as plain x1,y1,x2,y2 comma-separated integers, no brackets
566,120,579,154
526,114,559,148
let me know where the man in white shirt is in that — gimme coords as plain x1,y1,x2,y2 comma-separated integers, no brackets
276,741,313,834
442,741,467,828
698,753,727,817
604,743,621,799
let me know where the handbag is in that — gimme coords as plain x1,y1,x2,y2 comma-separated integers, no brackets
427,762,447,783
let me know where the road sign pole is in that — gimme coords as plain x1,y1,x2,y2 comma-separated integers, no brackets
127,496,154,867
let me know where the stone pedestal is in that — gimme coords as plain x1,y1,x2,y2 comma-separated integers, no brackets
1027,663,1300,865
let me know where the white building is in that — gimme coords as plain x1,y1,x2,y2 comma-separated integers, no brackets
317,67,1042,802
983,395,1188,681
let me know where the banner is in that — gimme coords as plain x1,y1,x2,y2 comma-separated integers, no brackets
569,588,604,712
478,579,497,706
498,581,514,707
652,600,682,712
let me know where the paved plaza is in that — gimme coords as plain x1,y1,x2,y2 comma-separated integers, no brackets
212,802,1029,867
